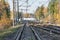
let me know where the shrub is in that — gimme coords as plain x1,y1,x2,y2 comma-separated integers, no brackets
0,13,12,29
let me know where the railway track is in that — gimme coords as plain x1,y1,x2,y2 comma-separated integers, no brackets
39,25,60,35
15,24,41,40
31,25,60,40
14,24,25,40
14,24,60,40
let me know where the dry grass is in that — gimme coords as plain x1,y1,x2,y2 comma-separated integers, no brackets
0,26,20,40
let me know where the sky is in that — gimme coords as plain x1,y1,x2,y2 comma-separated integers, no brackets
5,0,50,14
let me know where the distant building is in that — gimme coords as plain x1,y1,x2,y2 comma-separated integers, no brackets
22,13,36,21
22,18,36,21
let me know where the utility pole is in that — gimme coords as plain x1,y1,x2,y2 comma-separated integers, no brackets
17,0,23,22
13,0,32,25
13,0,15,27
17,0,19,23
20,9,23,21
13,0,17,27
26,0,29,13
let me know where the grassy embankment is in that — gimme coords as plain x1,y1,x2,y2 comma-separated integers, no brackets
0,26,20,40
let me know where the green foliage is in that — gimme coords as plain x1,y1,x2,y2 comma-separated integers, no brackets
0,0,10,19
48,0,59,23
48,0,58,15
0,0,11,28
5,6,10,18
35,5,45,20
39,5,45,19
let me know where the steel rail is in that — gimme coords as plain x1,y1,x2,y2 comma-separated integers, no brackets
14,24,25,40
30,26,42,40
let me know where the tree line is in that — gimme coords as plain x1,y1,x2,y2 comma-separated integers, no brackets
35,0,59,24
0,0,11,29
